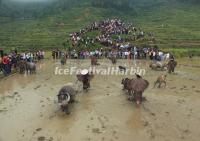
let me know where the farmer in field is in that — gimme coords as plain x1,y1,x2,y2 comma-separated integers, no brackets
61,52,67,65
52,50,56,59
77,69,94,90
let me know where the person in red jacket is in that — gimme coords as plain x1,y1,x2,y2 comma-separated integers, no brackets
0,56,3,73
2,54,11,75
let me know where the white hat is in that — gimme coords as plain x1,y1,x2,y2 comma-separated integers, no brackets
81,69,89,75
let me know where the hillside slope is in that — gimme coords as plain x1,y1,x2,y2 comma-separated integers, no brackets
0,0,200,56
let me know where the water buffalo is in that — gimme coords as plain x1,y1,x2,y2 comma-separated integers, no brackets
122,74,149,106
132,75,149,106
167,60,177,73
77,70,94,90
91,56,100,66
57,84,77,114
154,74,167,88
109,57,117,64
17,60,27,74
119,66,126,73
149,61,167,71
121,78,134,96
26,62,36,74
61,57,66,65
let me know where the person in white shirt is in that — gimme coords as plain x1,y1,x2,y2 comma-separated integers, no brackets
42,51,45,59
22,53,26,60
124,51,128,59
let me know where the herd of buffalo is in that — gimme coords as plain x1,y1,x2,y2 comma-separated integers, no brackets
56,56,177,114
10,54,177,114
7,52,176,114
17,60,36,74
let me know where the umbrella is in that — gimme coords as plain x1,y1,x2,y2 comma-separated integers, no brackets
81,69,89,75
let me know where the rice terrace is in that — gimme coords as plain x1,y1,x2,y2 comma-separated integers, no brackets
0,0,200,141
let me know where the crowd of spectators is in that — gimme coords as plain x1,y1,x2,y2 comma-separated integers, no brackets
69,19,155,48
0,49,45,76
53,46,170,62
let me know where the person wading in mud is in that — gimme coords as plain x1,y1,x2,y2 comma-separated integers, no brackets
77,69,94,90
60,52,67,65
82,69,91,90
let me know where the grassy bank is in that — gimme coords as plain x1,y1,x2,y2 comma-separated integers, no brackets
0,3,200,58
162,48,200,58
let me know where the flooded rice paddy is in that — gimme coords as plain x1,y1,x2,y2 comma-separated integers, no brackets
0,58,200,141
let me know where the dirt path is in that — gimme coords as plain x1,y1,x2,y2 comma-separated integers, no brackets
0,59,200,141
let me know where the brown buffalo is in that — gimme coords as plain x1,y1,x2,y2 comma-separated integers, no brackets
91,56,100,66
122,74,149,106
109,56,117,64
121,78,134,96
119,66,126,73
17,60,27,74
154,74,167,88
167,60,177,73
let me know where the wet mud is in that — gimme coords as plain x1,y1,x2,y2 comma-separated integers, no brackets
0,58,200,141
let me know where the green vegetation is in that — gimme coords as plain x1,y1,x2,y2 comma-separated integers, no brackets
0,0,200,57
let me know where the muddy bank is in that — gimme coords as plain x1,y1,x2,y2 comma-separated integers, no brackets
0,58,200,141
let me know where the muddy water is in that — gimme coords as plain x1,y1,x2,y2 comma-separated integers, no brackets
0,58,200,141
